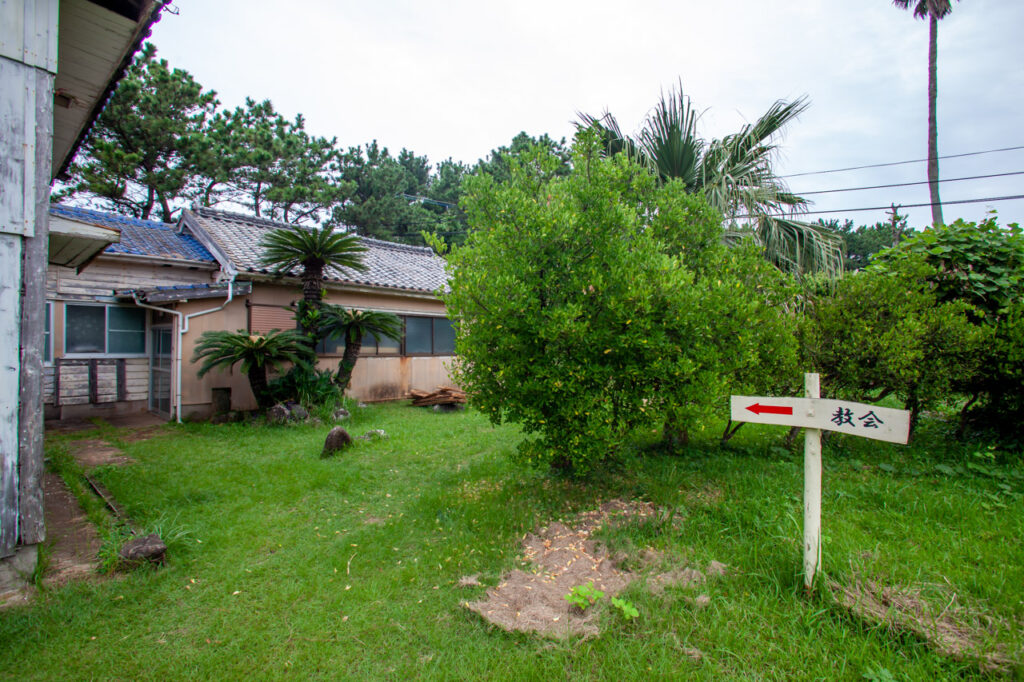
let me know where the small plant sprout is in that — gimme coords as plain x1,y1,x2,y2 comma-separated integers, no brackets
564,582,604,610
611,597,639,620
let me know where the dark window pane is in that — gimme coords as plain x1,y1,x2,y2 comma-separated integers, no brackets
317,335,344,354
66,305,105,353
405,317,432,354
107,307,146,354
433,318,455,355
360,331,377,355
377,334,399,355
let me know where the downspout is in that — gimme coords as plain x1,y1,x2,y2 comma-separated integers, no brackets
131,295,183,422
133,274,237,423
178,274,237,423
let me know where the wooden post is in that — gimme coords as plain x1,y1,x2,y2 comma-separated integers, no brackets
803,372,822,592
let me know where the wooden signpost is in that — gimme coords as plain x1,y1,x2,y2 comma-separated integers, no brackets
730,373,911,591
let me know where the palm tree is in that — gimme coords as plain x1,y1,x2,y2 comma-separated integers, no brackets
578,83,843,277
319,306,403,390
259,225,368,304
893,0,959,227
192,329,310,409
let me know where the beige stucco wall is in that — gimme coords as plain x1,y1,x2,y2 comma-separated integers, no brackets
178,281,456,416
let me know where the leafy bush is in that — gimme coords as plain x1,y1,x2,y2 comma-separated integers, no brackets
869,216,1024,437
444,132,799,472
267,365,342,408
801,260,984,430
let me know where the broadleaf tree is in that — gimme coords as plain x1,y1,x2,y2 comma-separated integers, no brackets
444,131,799,473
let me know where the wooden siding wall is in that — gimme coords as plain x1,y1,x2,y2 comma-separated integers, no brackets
0,0,58,556
48,255,215,299
50,358,147,406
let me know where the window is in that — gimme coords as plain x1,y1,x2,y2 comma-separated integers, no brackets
312,313,456,357
65,304,147,355
403,316,456,356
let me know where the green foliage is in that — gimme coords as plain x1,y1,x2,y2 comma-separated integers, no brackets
192,329,310,409
871,215,1024,319
801,259,984,428
445,133,799,472
473,131,572,185
335,142,469,245
816,216,909,271
319,305,403,390
565,582,604,610
869,216,1024,437
267,366,342,408
259,225,367,304
201,98,353,224
610,596,639,620
57,43,217,222
578,81,843,277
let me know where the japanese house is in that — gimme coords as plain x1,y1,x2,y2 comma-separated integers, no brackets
46,206,456,422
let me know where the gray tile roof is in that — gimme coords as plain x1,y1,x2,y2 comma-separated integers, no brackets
183,208,448,294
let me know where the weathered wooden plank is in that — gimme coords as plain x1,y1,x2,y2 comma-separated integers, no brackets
0,58,36,238
88,360,98,403
117,359,126,401
0,235,23,556
0,0,58,72
17,65,51,545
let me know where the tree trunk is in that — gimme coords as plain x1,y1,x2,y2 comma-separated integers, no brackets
302,262,324,304
247,365,272,410
336,331,362,390
662,421,689,450
927,10,944,227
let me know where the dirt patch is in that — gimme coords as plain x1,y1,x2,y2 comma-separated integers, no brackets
683,485,723,507
118,425,168,443
830,578,1015,673
69,439,134,468
40,473,103,588
465,499,727,639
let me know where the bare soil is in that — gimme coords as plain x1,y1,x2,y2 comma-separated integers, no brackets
830,578,1015,673
69,439,135,468
464,499,727,639
40,472,103,588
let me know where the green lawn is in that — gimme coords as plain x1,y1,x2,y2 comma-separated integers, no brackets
2,404,1021,680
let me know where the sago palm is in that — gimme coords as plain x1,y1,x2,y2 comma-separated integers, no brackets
578,83,843,277
192,329,310,410
319,305,403,390
259,225,368,304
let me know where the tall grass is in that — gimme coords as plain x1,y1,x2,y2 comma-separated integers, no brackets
3,405,1020,680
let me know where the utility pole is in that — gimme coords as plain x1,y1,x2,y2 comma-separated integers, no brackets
886,204,904,248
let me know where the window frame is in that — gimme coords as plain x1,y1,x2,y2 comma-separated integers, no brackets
63,302,149,359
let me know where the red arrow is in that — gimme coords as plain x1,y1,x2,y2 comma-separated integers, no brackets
746,403,793,416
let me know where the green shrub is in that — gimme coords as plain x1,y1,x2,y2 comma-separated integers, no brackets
445,132,799,472
267,365,342,408
802,259,984,431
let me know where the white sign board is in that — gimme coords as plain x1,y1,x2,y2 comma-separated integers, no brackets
730,396,911,445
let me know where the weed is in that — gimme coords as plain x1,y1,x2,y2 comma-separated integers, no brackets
564,582,604,610
611,596,639,620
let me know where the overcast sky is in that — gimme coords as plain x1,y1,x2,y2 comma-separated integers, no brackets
148,0,1024,230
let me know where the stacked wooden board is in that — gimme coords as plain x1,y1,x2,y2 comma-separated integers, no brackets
410,386,467,407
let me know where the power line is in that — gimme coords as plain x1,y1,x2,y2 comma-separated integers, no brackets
780,145,1024,179
795,170,1024,196
736,194,1024,220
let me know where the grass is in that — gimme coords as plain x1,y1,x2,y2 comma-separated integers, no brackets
2,404,1021,680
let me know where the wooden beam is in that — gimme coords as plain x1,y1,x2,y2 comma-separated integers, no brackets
17,67,52,546
0,236,23,557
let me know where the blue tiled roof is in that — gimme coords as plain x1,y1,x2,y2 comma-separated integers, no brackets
50,204,215,263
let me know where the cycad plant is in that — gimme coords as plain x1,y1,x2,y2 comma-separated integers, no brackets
259,225,368,304
319,305,403,390
578,83,843,277
192,329,310,409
